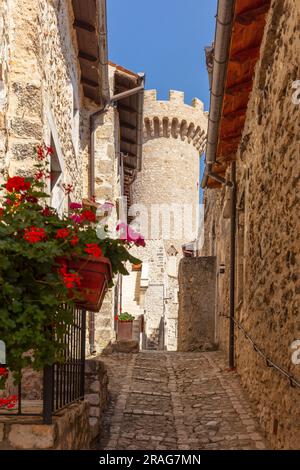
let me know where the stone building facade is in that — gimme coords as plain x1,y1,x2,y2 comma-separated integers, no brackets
201,0,300,449
0,0,145,357
0,0,108,204
0,0,110,449
122,90,207,350
88,63,145,354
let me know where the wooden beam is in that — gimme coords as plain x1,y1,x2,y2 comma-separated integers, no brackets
220,134,242,143
230,46,260,63
235,2,270,25
222,107,248,121
73,19,95,33
207,178,222,189
225,79,253,96
120,121,136,131
118,103,136,114
81,77,98,88
78,51,98,62
121,136,136,145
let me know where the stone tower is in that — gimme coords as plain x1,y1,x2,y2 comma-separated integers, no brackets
122,90,207,350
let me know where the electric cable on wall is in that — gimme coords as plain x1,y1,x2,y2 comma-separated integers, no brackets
220,314,300,389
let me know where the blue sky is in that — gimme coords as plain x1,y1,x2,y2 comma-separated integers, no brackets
107,0,218,198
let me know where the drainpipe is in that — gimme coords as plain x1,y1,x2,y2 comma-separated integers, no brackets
89,106,110,355
89,105,110,198
88,0,109,355
200,0,237,368
201,0,236,189
229,161,236,368
89,105,110,355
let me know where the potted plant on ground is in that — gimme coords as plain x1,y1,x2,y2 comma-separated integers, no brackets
115,311,135,341
0,144,144,389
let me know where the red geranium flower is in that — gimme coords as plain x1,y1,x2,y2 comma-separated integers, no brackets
0,367,8,377
36,146,45,160
62,272,81,289
58,263,81,289
84,243,102,258
55,228,70,239
34,170,45,180
41,206,52,217
6,176,31,193
70,235,79,246
0,394,18,410
46,146,54,155
59,263,68,276
0,208,4,218
24,226,46,244
82,210,96,223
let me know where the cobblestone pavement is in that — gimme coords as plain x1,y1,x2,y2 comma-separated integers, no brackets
98,351,269,450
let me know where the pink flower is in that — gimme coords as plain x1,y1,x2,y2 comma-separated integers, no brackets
135,235,146,247
69,202,82,210
117,222,145,246
101,201,114,212
70,214,83,224
116,222,127,232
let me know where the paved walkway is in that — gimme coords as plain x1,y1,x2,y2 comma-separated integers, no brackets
98,351,268,450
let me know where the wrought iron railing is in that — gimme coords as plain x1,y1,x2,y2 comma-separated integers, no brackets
0,308,86,424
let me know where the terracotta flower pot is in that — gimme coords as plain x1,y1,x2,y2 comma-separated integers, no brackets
117,320,133,341
57,256,112,312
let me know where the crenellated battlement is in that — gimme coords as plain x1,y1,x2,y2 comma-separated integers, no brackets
144,90,204,110
143,90,207,152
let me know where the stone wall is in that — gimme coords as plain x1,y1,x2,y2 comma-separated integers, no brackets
0,0,95,201
85,359,109,446
87,65,122,355
0,358,108,450
0,401,90,450
178,256,217,351
201,185,231,349
202,0,300,449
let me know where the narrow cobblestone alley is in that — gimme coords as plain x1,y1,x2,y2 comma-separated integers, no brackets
98,351,269,450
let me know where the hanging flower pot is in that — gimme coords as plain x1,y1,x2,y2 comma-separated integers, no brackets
57,256,112,312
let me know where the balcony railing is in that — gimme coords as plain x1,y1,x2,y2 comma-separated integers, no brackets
0,308,86,424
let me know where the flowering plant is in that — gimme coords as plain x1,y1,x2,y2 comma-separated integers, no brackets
115,312,135,322
0,394,18,410
0,367,8,389
0,144,143,387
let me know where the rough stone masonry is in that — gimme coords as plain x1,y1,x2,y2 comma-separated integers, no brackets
201,0,300,449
